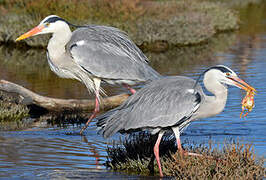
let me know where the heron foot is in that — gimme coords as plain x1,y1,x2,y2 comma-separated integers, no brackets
179,150,223,163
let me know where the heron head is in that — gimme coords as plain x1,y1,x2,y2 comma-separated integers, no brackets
16,15,69,41
204,65,256,92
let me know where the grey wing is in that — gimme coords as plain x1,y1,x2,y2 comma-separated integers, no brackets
66,27,160,82
97,76,203,138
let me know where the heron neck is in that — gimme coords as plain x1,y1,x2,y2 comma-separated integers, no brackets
197,78,228,119
47,27,72,59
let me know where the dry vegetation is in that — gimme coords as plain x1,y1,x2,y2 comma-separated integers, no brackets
0,0,239,49
107,132,265,179
0,0,145,23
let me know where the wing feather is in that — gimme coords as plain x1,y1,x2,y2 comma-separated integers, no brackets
66,26,160,81
96,76,204,138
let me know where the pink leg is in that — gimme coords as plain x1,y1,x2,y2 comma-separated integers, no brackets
154,131,164,177
176,136,184,154
80,95,100,134
175,129,203,157
123,84,136,94
172,127,185,154
176,136,203,157
172,128,220,161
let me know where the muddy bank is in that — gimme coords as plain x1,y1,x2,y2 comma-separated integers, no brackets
0,88,87,130
0,0,241,51
0,91,30,130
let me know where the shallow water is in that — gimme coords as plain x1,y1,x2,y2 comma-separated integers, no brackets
0,3,266,179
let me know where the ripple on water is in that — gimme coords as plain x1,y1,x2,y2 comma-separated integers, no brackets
1,5,266,178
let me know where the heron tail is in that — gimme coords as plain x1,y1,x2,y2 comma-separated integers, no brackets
96,107,128,139
96,108,119,137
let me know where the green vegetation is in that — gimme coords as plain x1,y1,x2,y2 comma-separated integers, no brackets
0,0,240,50
107,132,265,179
0,91,29,130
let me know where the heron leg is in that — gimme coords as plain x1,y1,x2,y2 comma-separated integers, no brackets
172,127,209,158
80,78,101,134
172,126,185,153
154,131,165,177
123,84,136,94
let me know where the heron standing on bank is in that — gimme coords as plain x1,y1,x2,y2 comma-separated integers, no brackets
16,15,161,134
97,65,256,177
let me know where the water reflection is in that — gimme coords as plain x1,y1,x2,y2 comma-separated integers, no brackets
0,127,107,178
81,136,101,169
0,2,266,179
147,33,236,76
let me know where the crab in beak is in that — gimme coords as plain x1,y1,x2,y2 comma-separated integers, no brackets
227,75,257,118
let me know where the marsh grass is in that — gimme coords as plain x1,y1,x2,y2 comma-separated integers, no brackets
107,132,265,179
0,91,30,130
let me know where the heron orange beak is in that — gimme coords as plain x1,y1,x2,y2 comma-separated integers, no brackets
16,25,44,41
228,76,256,92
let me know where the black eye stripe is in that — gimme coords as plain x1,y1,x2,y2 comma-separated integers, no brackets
193,65,233,90
43,17,67,24
206,66,232,73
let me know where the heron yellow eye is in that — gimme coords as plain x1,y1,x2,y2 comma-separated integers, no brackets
45,23,50,27
226,72,230,76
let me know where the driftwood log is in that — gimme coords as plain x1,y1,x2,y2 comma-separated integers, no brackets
0,80,129,112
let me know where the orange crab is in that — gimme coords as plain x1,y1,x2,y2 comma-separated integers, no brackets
240,89,256,118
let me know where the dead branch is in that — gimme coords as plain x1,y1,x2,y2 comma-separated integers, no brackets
0,80,129,112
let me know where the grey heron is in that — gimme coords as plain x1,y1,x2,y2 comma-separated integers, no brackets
16,15,161,134
96,65,256,177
